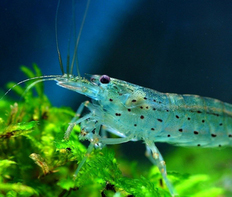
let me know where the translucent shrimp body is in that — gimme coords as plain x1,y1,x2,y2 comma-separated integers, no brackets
57,74,232,147
56,73,232,196
50,1,232,196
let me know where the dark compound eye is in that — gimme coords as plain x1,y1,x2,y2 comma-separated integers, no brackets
99,75,110,84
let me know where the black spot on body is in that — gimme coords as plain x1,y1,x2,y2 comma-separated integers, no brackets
128,109,131,112
211,134,217,137
157,119,163,122
188,117,191,120
109,98,113,102
194,131,198,135
202,120,205,123
144,97,147,100
219,123,223,126
146,106,149,109
140,106,143,109
197,110,202,113
140,115,144,119
207,112,220,117
197,144,201,147
115,113,121,116
178,128,183,132
228,134,232,138
176,115,179,119
134,124,137,127
167,134,171,137
153,108,156,111
151,128,155,131
132,99,137,102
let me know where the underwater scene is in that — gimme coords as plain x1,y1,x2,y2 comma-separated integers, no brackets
1,0,232,196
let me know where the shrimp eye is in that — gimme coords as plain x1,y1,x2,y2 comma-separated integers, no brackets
99,75,110,84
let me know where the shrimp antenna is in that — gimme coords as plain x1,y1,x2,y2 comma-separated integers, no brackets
21,77,59,99
55,0,64,75
65,0,76,76
71,0,77,76
70,0,90,77
0,75,61,101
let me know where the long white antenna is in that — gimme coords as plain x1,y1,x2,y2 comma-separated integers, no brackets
70,0,91,77
0,75,61,100
55,0,64,75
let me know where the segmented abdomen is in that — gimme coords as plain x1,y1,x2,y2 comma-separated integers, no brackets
151,93,232,147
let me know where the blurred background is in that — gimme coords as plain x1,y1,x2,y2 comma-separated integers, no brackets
1,0,232,166
1,0,232,106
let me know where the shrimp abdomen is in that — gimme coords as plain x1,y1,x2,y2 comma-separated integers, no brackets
156,93,232,147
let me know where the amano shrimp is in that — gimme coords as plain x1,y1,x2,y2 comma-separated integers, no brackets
53,2,232,196
4,0,232,196
56,73,232,196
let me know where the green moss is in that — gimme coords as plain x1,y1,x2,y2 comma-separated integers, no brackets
0,64,231,197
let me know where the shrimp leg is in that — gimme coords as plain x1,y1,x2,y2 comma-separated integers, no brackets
75,129,134,176
145,140,177,197
74,140,94,176
99,134,135,145
74,123,101,176
64,101,91,139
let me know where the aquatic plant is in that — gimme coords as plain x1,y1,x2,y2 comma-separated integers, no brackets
0,64,230,197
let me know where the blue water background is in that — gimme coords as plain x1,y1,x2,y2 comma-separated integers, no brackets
1,0,232,107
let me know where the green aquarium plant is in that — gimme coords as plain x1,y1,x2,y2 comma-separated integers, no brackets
0,64,231,197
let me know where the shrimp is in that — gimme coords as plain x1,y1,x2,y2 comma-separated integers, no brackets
3,0,232,196
56,72,232,196
53,1,232,196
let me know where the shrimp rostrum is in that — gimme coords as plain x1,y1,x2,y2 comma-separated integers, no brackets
56,72,232,196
